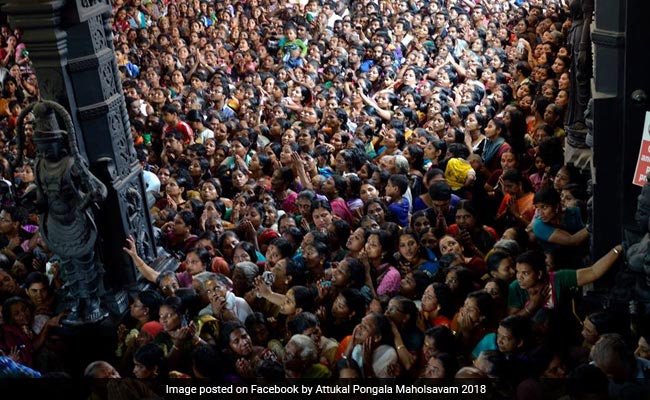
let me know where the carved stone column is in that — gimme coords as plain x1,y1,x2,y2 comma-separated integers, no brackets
1,0,157,315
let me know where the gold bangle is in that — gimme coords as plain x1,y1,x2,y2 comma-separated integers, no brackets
397,344,405,351
613,247,620,255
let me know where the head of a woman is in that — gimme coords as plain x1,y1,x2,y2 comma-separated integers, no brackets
515,250,548,290
421,282,454,318
280,285,316,315
346,227,366,254
533,187,561,225
581,311,619,346
171,210,198,239
500,149,519,172
459,290,495,330
485,118,505,140
302,239,329,271
364,229,396,265
439,235,464,257
331,288,366,323
265,237,293,269
397,228,425,264
242,202,264,230
311,199,333,232
454,200,479,232
553,164,583,192
2,296,33,327
486,251,516,282
410,210,433,235
165,176,185,199
423,325,457,359
424,352,459,379
497,315,532,355
131,289,164,322
364,198,388,226
133,343,167,379
159,296,187,333
502,168,532,197
221,320,253,357
184,247,211,276
384,295,418,330
353,312,393,349
332,257,366,289
400,270,432,299
233,241,258,265
444,267,474,296
419,226,439,254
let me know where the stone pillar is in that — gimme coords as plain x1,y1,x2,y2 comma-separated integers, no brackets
1,0,157,315
590,0,626,268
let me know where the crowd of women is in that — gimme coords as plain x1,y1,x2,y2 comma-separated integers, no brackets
1,0,650,398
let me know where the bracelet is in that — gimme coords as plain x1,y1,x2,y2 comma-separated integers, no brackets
397,344,405,351
613,247,620,255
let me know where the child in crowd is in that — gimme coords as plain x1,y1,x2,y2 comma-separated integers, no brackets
385,174,410,227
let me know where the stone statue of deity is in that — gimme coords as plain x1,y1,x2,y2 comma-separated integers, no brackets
16,101,108,326
564,0,595,173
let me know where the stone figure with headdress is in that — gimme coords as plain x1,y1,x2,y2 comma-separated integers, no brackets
16,101,108,325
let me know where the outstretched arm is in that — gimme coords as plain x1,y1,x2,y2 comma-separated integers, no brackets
576,245,622,287
123,236,160,283
547,227,589,247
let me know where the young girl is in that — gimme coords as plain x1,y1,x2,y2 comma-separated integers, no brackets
528,155,547,192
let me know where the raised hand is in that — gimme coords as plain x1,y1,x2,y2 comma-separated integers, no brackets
527,283,551,310
235,358,255,379
253,275,272,298
122,235,139,259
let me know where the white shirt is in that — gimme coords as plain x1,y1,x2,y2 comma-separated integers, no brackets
351,344,397,378
195,127,215,144
198,291,253,324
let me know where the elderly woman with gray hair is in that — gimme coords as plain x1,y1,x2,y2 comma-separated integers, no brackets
198,272,253,324
232,261,261,306
283,334,331,378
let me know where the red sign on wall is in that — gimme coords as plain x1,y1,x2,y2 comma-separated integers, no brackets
634,113,650,186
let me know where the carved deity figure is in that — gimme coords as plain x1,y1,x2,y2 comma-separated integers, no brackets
564,0,595,173
565,0,594,133
28,102,109,325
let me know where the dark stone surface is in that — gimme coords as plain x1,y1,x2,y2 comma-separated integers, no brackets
23,101,110,325
2,0,157,322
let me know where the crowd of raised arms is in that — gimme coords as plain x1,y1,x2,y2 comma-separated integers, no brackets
0,0,648,398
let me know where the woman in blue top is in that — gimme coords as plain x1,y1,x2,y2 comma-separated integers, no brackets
531,186,589,252
396,228,439,279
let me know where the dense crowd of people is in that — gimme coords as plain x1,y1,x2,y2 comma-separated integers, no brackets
1,0,649,398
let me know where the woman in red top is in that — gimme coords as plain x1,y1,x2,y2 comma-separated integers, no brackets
446,200,498,259
496,169,536,231
113,7,130,32
439,235,486,277
270,167,297,214
421,282,455,329
0,297,64,368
